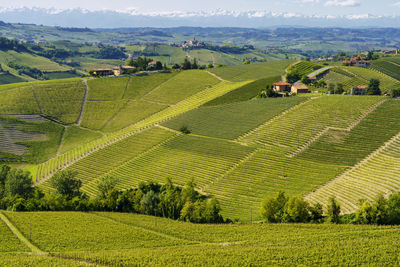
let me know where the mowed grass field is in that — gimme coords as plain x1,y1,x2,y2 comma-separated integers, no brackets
1,211,400,266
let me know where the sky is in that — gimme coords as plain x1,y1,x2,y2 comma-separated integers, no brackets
1,0,400,17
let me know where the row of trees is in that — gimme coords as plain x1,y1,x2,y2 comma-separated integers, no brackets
261,191,400,225
0,165,226,224
7,62,47,80
125,57,164,71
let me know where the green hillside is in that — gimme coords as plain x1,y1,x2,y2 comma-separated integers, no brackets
1,60,400,223
0,211,399,265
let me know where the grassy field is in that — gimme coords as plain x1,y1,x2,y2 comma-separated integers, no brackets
1,211,400,266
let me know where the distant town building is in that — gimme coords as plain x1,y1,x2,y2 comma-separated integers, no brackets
291,84,310,94
342,57,370,68
147,61,157,68
273,82,292,92
351,85,368,95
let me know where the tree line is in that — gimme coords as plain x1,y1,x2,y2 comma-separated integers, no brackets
0,165,226,224
261,191,400,225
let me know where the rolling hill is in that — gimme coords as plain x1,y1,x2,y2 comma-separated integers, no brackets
1,60,400,223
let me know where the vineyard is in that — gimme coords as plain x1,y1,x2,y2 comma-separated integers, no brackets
1,60,400,223
287,61,322,77
1,211,400,266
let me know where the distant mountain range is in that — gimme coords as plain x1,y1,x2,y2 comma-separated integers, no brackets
1,7,400,28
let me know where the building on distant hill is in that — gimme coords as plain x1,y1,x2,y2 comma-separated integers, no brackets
351,85,368,95
342,58,370,68
291,84,310,94
273,82,292,92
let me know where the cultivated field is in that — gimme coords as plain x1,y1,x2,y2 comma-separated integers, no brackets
0,211,400,266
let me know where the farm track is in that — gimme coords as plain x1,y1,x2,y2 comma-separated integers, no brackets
289,99,387,157
206,71,226,82
75,79,89,126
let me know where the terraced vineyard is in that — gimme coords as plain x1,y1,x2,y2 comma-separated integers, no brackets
1,211,400,266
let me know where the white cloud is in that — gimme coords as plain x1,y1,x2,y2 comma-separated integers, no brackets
393,2,400,7
324,0,360,7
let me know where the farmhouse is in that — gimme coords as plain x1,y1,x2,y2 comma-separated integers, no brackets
113,65,136,76
148,61,157,68
92,68,114,76
291,84,310,94
273,82,292,92
351,85,368,95
342,59,370,68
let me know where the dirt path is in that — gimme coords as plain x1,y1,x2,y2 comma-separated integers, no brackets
206,71,227,82
75,79,89,126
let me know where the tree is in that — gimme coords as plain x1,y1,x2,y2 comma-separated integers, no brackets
326,196,341,223
49,170,82,200
286,73,300,84
172,63,180,69
390,88,400,98
354,199,373,224
260,191,288,223
182,179,198,203
317,80,327,88
181,57,192,70
336,83,344,94
386,192,400,225
309,202,324,223
4,169,33,198
207,63,214,69
192,58,199,69
372,194,388,225
367,79,381,95
125,58,134,66
283,196,310,223
243,60,251,65
301,75,311,85
155,61,163,70
97,175,119,199
0,165,10,198
328,83,335,94
366,51,373,60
